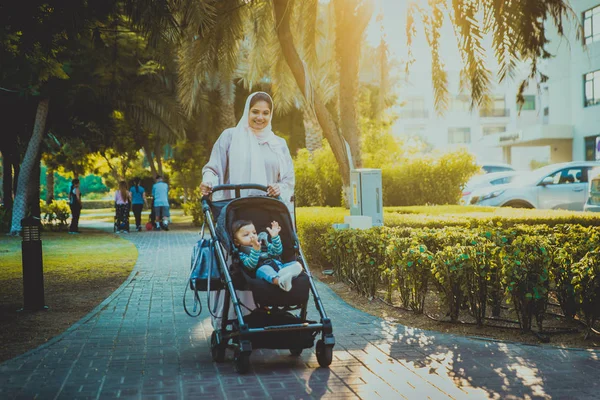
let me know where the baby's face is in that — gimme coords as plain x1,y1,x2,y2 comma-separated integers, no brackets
234,224,257,247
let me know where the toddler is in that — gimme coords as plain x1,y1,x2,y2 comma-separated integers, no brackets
233,219,302,291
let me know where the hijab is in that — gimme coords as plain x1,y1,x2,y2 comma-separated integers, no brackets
228,92,289,197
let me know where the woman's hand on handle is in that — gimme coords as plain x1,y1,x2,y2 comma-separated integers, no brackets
200,181,213,196
267,183,280,197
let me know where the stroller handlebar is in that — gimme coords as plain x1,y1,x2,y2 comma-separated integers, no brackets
201,184,281,205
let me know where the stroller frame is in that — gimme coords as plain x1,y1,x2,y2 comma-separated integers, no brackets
201,184,335,373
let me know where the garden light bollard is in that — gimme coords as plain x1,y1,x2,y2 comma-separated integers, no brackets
21,216,47,311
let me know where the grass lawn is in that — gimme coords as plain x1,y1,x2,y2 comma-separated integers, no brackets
0,229,137,363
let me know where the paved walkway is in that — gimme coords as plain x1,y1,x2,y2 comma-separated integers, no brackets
1,225,600,399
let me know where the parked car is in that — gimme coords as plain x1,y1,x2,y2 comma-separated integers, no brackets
479,162,515,174
584,167,600,212
460,171,519,205
469,161,600,210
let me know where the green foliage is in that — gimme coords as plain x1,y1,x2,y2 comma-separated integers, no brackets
81,200,115,209
388,237,433,313
40,200,70,230
297,205,600,334
572,251,600,337
293,144,343,207
382,149,479,206
0,206,11,233
182,188,204,227
323,228,388,298
500,235,552,331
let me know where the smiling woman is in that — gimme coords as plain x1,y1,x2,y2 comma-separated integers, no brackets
0,230,137,362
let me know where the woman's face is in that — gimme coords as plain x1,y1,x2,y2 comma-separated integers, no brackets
248,100,272,131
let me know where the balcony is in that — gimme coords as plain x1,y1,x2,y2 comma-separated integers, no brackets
398,109,429,119
479,108,510,118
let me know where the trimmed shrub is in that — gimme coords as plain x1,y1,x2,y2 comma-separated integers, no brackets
40,200,70,230
572,251,600,338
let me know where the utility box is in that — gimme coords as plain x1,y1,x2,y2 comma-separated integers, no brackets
350,169,383,226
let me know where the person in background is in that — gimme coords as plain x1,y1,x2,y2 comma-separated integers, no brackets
115,180,132,233
152,175,170,231
68,178,82,234
130,178,148,232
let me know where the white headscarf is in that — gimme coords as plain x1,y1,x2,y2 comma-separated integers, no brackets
228,92,287,196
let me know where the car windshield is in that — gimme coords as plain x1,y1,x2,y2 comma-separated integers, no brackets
510,165,562,186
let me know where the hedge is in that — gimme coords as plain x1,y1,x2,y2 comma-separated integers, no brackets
295,206,600,335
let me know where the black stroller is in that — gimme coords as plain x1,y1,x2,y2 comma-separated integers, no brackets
197,184,335,373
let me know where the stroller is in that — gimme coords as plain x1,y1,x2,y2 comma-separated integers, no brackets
196,184,335,373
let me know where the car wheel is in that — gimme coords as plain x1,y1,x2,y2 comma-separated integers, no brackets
503,201,533,209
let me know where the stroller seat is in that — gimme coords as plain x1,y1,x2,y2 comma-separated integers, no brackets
240,270,310,308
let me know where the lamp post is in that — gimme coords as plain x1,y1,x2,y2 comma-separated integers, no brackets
20,216,47,311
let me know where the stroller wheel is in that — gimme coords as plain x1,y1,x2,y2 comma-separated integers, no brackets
289,348,303,356
316,340,333,368
210,331,226,363
233,351,251,374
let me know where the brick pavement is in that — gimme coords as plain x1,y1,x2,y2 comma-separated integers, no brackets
1,225,600,399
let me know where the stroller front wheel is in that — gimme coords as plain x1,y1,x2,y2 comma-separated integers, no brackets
233,350,251,374
210,331,226,363
289,348,303,356
316,340,333,368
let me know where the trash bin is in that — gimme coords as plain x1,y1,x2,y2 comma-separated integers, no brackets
21,216,47,311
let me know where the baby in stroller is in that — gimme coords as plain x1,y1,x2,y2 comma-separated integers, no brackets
233,219,303,291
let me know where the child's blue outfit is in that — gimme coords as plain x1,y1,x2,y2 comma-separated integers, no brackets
238,235,296,283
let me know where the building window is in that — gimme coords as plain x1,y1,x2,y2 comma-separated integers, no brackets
480,96,509,117
404,125,426,136
585,136,600,161
448,127,471,144
482,126,506,136
451,94,470,112
585,70,600,107
520,95,536,110
584,6,600,44
399,97,429,118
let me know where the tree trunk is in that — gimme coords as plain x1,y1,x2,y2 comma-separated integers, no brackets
10,98,50,235
156,152,163,177
27,155,41,218
2,154,12,210
334,0,373,169
302,108,323,153
46,167,55,204
142,141,159,178
217,84,237,134
273,0,352,203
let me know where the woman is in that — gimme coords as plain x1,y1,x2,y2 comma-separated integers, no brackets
200,91,296,327
200,91,295,217
115,180,132,233
68,178,82,234
130,178,148,232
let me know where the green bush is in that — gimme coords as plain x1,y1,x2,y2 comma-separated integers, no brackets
297,206,600,334
572,251,600,338
40,200,71,230
388,237,433,313
182,188,204,227
500,235,552,331
293,145,342,207
382,149,479,206
81,200,114,209
0,206,11,233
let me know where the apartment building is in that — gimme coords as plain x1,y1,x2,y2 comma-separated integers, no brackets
387,1,600,170
478,1,600,166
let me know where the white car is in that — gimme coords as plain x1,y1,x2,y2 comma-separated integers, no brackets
584,167,600,212
469,161,600,210
461,171,519,205
479,162,515,174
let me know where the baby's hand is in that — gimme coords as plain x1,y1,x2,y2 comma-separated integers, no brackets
266,221,281,237
250,236,261,251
